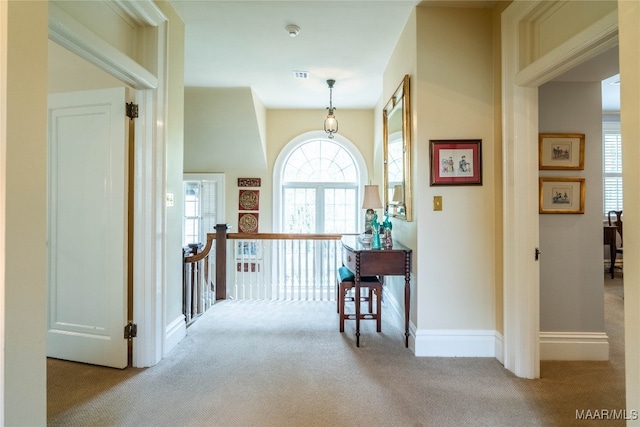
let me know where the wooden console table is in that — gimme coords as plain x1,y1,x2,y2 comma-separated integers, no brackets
604,225,618,279
341,235,412,347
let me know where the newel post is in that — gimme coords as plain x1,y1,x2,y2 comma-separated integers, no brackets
215,224,230,300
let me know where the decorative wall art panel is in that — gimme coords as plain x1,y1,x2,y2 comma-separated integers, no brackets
238,212,259,233
238,190,259,211
238,178,261,187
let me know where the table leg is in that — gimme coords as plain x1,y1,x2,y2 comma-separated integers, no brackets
355,280,361,347
404,274,410,348
610,242,616,279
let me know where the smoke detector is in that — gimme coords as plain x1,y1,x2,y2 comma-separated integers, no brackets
286,24,300,38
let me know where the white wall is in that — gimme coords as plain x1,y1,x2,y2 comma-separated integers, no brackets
538,82,606,334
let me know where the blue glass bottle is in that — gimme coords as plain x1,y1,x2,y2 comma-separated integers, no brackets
370,213,381,249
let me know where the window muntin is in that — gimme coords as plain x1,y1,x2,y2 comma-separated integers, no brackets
183,174,224,246
282,139,359,233
184,182,200,245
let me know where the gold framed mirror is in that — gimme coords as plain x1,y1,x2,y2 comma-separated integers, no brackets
383,75,412,221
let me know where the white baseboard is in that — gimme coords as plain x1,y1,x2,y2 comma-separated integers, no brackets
495,331,504,364
413,328,498,357
164,314,186,357
382,287,500,358
540,331,609,361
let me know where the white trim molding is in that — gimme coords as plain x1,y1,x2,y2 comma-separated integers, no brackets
413,329,499,358
495,332,504,365
501,0,618,379
540,332,609,361
48,4,158,90
164,314,187,354
48,0,169,368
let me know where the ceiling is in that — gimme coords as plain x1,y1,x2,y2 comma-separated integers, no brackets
551,45,620,112
170,0,496,110
170,1,619,112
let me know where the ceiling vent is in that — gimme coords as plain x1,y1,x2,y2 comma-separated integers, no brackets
292,70,309,79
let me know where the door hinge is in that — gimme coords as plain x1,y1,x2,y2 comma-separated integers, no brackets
126,102,139,120
124,322,137,339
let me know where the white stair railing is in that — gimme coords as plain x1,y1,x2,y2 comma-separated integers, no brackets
183,228,350,325
230,235,342,301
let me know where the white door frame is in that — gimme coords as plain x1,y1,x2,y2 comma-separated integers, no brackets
48,1,168,367
501,2,618,378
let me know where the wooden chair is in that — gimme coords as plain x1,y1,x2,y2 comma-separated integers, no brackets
336,267,382,333
608,210,623,272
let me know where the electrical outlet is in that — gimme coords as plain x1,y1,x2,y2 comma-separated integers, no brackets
434,196,442,211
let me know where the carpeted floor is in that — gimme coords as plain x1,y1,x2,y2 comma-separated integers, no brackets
47,274,626,426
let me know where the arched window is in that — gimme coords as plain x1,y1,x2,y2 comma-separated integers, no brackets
274,131,367,233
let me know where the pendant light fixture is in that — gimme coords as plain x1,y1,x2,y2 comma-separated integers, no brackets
324,79,338,138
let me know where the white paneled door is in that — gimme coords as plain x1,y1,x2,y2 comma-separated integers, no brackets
47,88,128,369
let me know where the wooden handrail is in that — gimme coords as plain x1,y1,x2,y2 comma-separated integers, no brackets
228,232,345,241
185,231,351,263
183,225,354,301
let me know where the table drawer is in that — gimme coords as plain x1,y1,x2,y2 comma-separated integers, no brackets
342,247,357,273
359,251,407,276
342,246,407,276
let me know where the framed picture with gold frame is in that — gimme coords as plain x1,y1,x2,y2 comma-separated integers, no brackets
539,133,585,170
539,177,585,214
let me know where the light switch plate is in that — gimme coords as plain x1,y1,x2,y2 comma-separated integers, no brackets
434,196,442,211
166,193,174,207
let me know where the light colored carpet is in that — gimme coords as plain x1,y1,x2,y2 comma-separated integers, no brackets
48,275,625,426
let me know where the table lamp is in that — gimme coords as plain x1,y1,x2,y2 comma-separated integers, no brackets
362,184,383,233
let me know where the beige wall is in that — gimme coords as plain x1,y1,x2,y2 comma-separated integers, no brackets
414,7,497,332
156,0,186,333
2,1,184,422
52,0,139,62
380,6,498,346
619,0,640,417
184,105,374,233
534,1,617,64
491,1,508,337
5,2,48,424
381,9,418,319
267,109,375,177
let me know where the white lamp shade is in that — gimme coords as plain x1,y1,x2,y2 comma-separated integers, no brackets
392,184,404,203
362,185,383,209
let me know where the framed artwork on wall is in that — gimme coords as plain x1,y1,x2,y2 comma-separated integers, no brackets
238,190,259,211
429,139,482,186
539,133,585,170
238,178,261,187
539,177,585,214
238,212,259,233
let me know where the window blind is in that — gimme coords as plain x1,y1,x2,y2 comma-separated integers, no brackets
603,123,622,215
